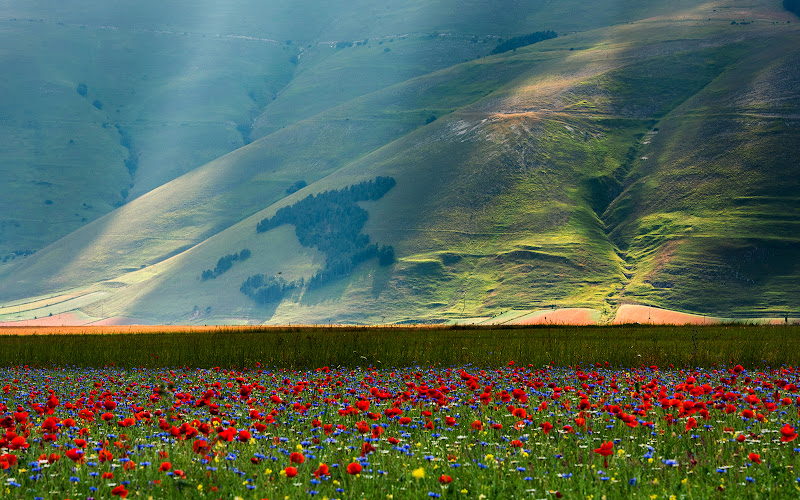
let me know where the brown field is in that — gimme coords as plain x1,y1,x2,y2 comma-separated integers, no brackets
612,304,719,325
508,308,599,325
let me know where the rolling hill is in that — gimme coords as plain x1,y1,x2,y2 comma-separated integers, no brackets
0,0,797,324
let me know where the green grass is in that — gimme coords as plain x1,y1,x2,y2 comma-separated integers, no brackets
1,325,798,369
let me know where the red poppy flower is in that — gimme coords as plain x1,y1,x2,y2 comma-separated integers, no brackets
238,430,251,442
102,472,114,479
748,452,761,464
685,417,697,432
314,463,330,477
439,474,452,484
111,485,128,498
347,462,362,475
290,452,305,464
540,421,554,434
66,448,83,462
594,441,613,457
74,438,87,448
780,424,798,443
471,420,482,431
9,436,28,450
361,442,376,456
159,461,172,472
284,466,298,478
99,450,113,462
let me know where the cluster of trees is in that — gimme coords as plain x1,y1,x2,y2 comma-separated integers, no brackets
251,177,396,295
491,31,557,55
285,180,307,195
201,248,251,281
240,274,299,304
785,0,800,16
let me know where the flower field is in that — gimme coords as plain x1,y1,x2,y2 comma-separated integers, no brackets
1,358,800,499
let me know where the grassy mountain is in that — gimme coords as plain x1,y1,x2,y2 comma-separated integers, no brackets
0,0,797,324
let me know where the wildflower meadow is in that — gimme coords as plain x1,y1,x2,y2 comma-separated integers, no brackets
1,325,799,499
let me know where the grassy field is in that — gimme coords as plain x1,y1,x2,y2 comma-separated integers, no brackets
0,324,798,369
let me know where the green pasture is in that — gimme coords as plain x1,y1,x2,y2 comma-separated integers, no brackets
1,325,798,369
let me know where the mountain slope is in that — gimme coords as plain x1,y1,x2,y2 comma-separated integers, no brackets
1,0,798,323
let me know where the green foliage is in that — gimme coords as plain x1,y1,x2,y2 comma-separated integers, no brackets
256,177,396,290
0,325,796,369
239,274,298,304
285,180,307,195
378,245,395,266
76,83,87,96
490,30,557,55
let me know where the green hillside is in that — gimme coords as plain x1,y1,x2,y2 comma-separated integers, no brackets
0,0,798,324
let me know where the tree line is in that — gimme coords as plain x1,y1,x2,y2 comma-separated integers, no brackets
491,30,557,55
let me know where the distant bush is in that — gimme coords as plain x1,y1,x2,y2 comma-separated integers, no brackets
490,30,557,55
76,83,88,96
92,100,103,110
286,180,307,195
785,0,800,16
240,274,297,304
378,245,395,266
425,115,437,125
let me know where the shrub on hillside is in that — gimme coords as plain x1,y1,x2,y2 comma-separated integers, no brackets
490,31,557,55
